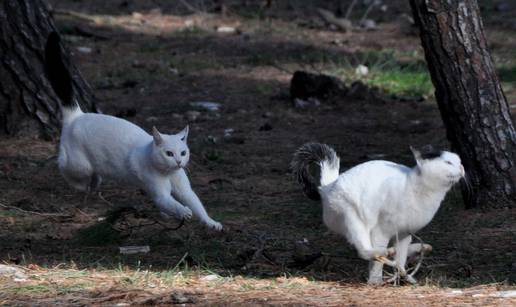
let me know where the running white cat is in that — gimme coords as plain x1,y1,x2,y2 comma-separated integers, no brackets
291,143,465,284
45,32,222,230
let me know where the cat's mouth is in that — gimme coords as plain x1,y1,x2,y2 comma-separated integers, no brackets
446,174,461,183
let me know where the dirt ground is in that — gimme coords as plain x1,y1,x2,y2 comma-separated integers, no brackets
0,1,515,305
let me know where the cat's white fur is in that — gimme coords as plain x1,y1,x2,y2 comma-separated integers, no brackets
293,144,464,284
59,106,222,230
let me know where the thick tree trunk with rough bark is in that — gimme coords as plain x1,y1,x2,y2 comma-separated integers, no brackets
0,0,96,139
410,0,516,209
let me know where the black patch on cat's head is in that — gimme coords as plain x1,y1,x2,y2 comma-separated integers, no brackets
419,145,442,160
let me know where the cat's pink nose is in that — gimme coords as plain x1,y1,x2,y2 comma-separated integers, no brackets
460,165,465,177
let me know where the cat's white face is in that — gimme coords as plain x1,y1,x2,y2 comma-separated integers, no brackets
414,148,465,186
152,126,190,171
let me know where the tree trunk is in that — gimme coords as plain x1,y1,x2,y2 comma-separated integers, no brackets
410,0,516,209
0,0,97,139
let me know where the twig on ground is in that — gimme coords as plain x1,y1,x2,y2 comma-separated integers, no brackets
0,202,71,218
52,9,98,23
178,0,204,14
344,0,358,20
359,1,377,25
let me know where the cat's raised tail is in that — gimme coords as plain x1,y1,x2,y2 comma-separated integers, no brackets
44,31,83,124
291,143,340,200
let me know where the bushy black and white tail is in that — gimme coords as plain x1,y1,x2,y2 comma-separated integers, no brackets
291,143,340,200
45,32,82,123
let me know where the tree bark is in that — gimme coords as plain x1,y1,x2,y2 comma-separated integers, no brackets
0,0,97,139
410,0,516,209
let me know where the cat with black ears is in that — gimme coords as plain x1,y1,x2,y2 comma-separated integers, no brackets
292,143,465,284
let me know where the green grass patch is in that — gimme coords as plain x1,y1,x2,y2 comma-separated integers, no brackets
329,50,434,97
367,67,433,97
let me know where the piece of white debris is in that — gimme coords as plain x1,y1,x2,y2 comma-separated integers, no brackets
200,274,219,281
224,128,234,138
492,291,516,298
0,264,28,282
360,19,378,31
355,64,369,77
190,101,222,112
217,26,236,33
186,110,201,122
77,46,93,54
119,246,150,255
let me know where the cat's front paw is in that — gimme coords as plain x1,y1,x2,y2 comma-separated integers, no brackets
205,219,223,231
175,206,193,220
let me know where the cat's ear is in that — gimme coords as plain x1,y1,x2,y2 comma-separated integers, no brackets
152,126,163,146
410,146,423,166
180,125,189,142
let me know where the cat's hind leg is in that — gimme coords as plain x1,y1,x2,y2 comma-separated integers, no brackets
393,235,416,283
58,149,101,204
368,229,392,285
342,208,396,267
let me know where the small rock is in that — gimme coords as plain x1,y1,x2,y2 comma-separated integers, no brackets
190,101,222,112
169,67,179,75
259,123,273,131
223,128,234,138
186,111,201,122
171,293,194,304
184,19,194,27
200,274,219,281
132,12,143,20
216,26,236,33
119,246,150,255
360,19,377,30
146,116,159,122
293,97,321,109
77,46,92,54
294,98,310,109
0,265,27,282
331,39,344,46
355,64,369,77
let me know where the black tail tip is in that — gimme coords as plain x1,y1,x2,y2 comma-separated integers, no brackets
45,31,74,106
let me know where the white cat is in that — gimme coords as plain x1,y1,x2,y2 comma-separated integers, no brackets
291,143,465,284
45,32,222,231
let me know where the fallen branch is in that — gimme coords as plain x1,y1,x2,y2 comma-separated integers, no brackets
316,8,352,32
0,202,72,218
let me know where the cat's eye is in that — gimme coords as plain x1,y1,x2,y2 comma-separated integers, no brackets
181,150,187,156
181,136,185,141
166,151,174,157
445,161,452,165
